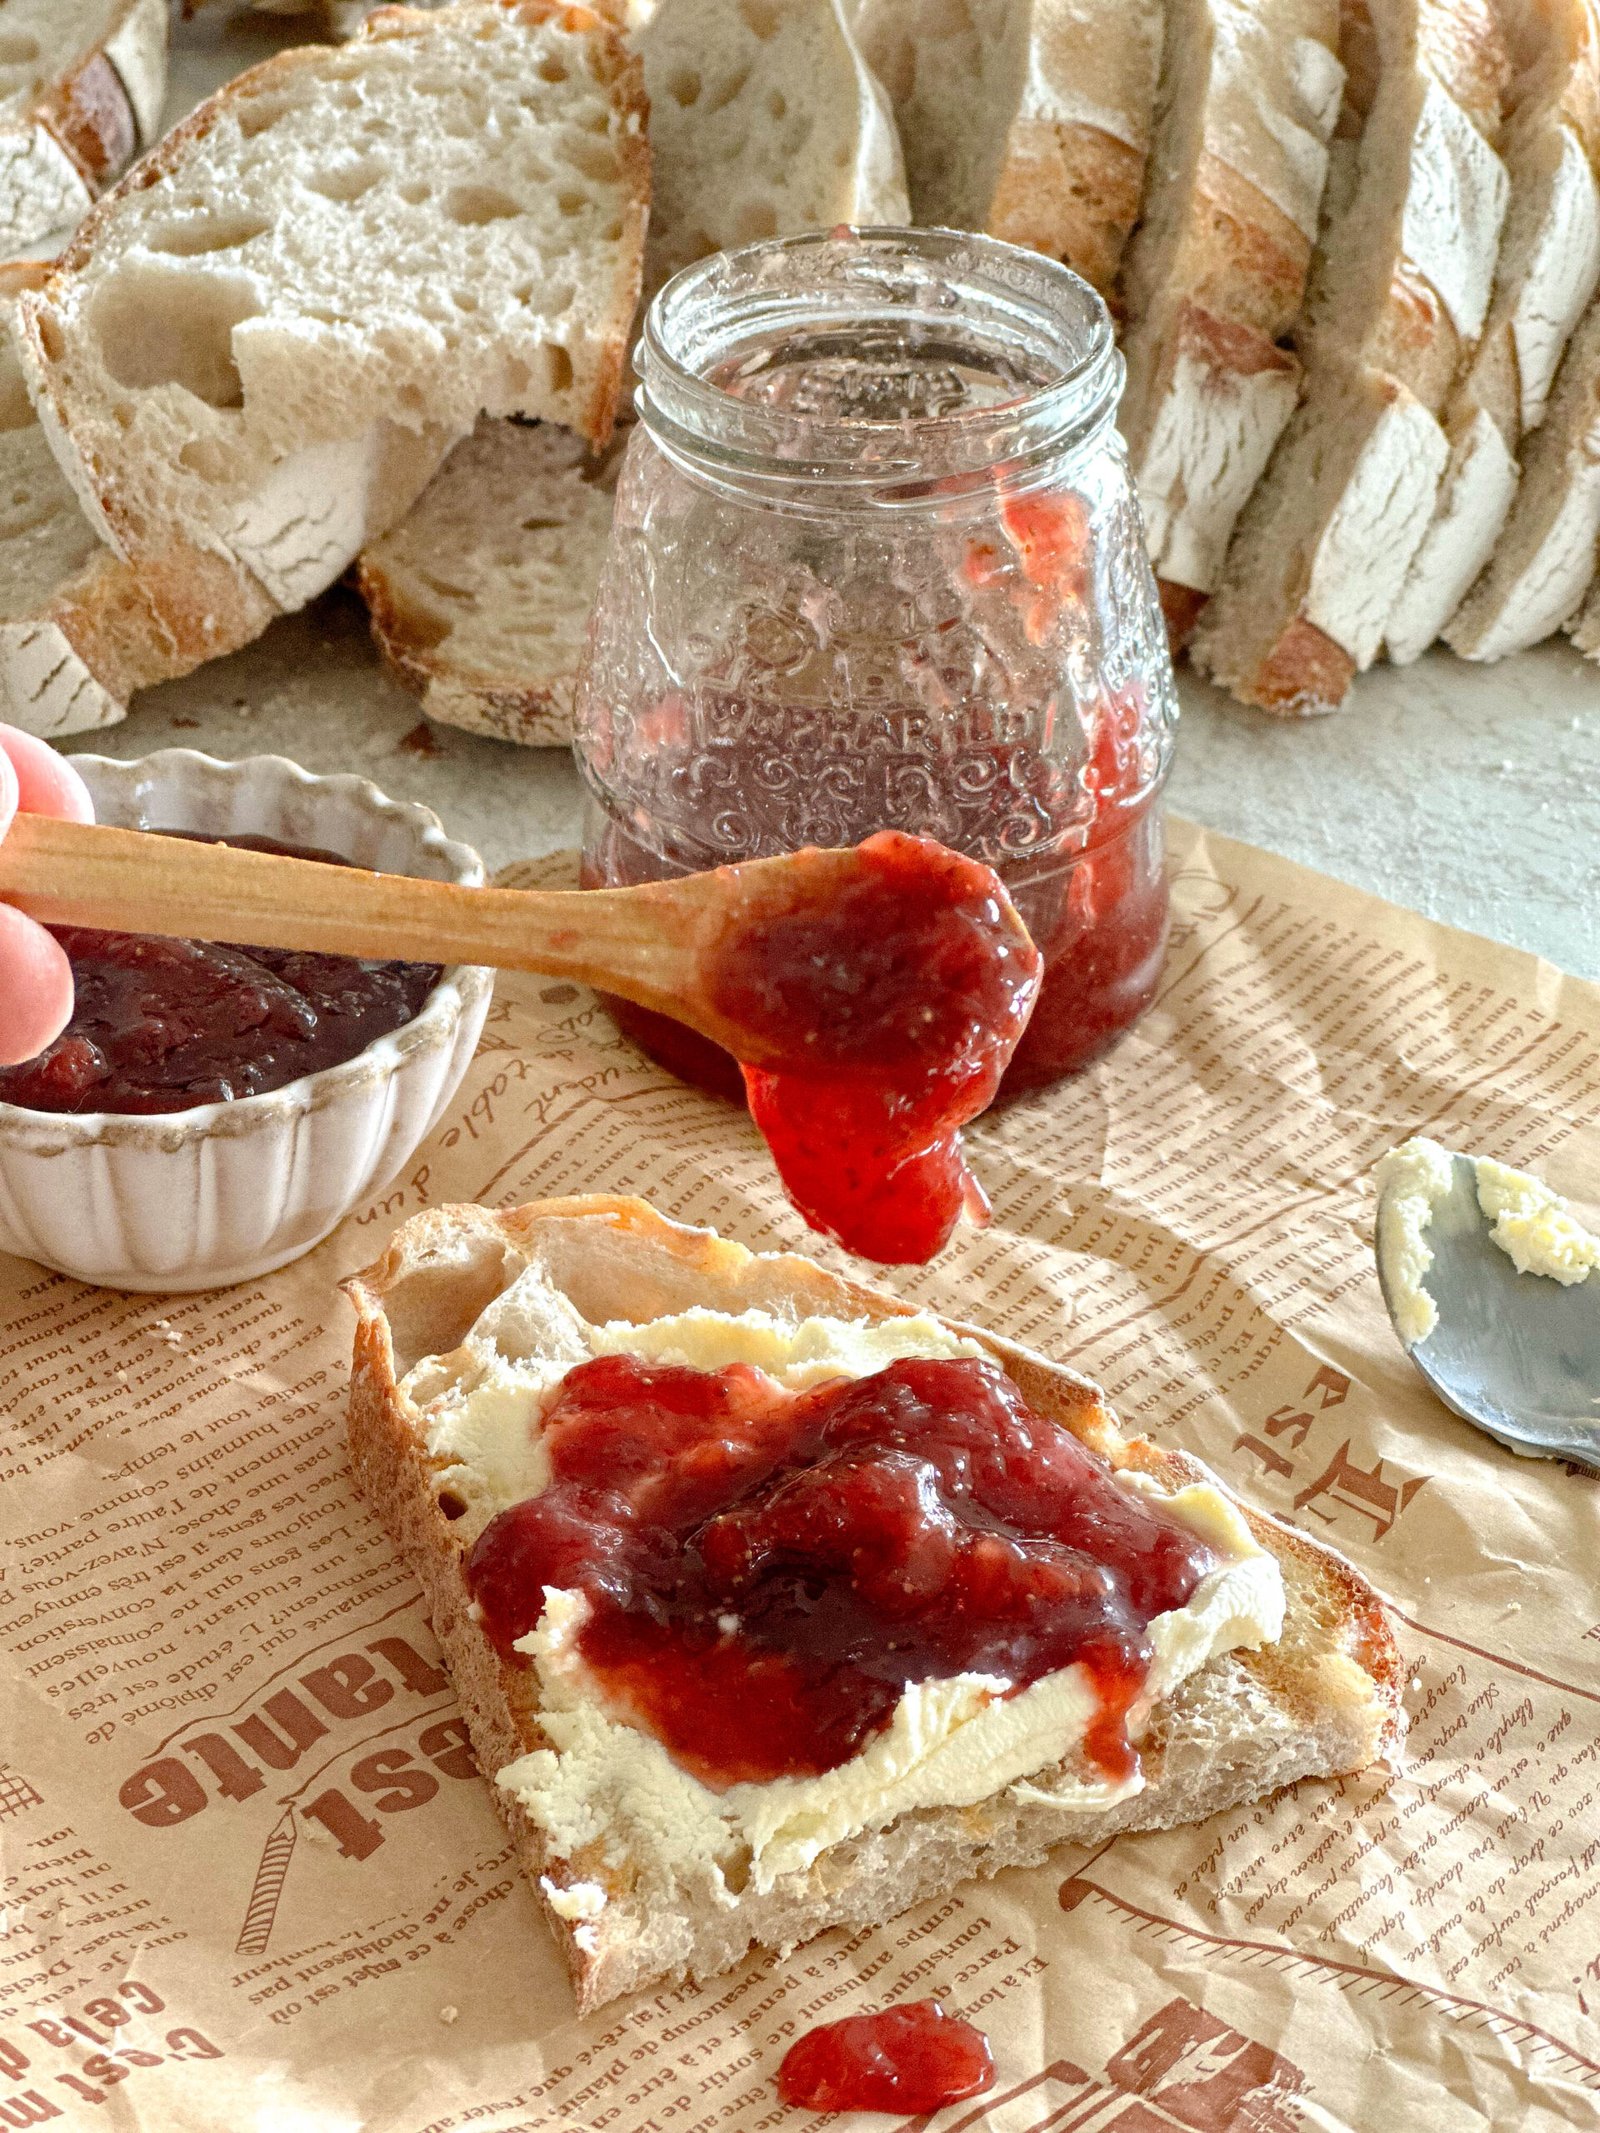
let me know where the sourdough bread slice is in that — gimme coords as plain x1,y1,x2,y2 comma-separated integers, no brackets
1386,0,1600,663
1193,0,1511,710
853,0,1163,301
0,262,274,736
1446,297,1600,656
0,0,167,254
356,417,618,748
343,1194,1404,2014
1115,0,1344,616
639,0,906,300
15,2,648,645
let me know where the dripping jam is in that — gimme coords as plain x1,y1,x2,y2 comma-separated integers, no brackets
696,830,1043,1264
466,1354,1216,1790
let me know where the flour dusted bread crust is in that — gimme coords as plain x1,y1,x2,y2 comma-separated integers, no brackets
343,1195,1404,2013
14,2,647,652
0,0,168,254
356,418,619,748
854,0,1163,301
1192,0,1512,711
640,0,907,302
0,263,273,737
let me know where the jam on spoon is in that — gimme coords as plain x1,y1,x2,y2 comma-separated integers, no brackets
692,830,1043,1264
466,1353,1216,1790
0,834,440,1115
778,2000,995,2115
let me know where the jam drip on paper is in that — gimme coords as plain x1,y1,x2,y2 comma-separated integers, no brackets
700,830,1043,1264
466,1354,1215,1789
0,834,440,1115
777,1999,996,2115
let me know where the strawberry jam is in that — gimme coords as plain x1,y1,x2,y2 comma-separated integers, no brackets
465,1354,1216,1789
698,831,1042,1263
0,834,440,1115
778,2000,995,2115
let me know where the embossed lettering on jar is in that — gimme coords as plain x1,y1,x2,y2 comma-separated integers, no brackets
576,227,1178,1102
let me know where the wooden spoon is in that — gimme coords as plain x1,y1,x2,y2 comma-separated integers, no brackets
0,815,1024,1071
0,814,873,1066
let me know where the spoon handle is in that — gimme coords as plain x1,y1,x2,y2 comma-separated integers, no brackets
0,813,700,1000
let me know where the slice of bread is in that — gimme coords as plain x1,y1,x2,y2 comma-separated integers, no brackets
1386,0,1600,663
639,0,907,301
0,262,274,736
1115,0,1344,618
343,1194,1404,2013
1445,296,1600,656
853,0,1163,301
248,0,654,35
1193,0,1511,711
14,2,648,648
356,417,619,748
0,0,168,254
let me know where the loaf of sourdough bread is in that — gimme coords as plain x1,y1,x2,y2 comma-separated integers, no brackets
344,1195,1404,2013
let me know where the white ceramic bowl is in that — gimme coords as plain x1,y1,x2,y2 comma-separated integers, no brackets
0,752,493,1291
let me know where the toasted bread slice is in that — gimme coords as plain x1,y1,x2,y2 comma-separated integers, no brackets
343,1195,1404,2013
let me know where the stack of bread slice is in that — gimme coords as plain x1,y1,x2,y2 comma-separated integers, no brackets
1,0,168,254
1190,0,1513,712
0,0,647,737
1387,0,1600,662
853,0,1164,302
1114,0,1345,642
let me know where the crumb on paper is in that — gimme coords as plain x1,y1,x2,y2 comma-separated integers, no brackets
439,2006,459,2026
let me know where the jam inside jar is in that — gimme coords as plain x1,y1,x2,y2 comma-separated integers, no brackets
575,228,1178,1105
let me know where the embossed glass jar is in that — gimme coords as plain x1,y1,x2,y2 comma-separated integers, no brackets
575,228,1178,1100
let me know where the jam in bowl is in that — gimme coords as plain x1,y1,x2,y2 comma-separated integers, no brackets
576,227,1178,1109
0,752,491,1291
0,833,442,1117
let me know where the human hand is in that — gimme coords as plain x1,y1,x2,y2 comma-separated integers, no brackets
0,726,94,1066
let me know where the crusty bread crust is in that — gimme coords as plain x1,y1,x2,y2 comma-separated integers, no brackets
343,1196,1404,2013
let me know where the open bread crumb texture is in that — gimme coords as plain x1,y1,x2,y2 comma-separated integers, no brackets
357,416,619,746
640,0,906,296
21,4,645,597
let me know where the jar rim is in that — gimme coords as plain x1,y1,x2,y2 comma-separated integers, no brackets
635,226,1122,498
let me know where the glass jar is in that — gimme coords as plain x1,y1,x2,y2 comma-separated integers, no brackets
575,228,1177,1103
